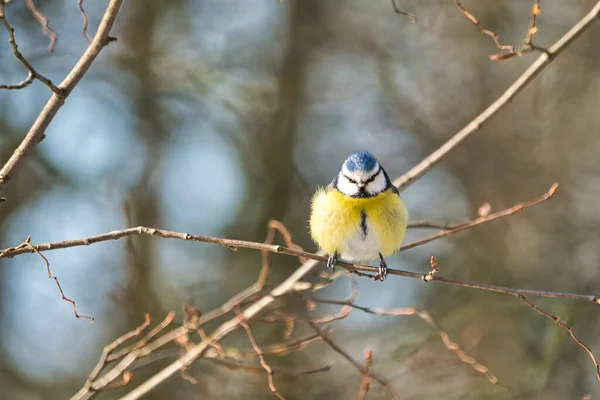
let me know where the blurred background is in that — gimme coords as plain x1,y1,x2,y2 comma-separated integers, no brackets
1,0,600,399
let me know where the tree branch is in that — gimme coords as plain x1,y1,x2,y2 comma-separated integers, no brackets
307,321,399,400
236,308,286,400
310,298,499,385
517,295,600,382
0,0,124,196
4,184,596,306
23,0,57,52
0,2,61,92
393,0,600,191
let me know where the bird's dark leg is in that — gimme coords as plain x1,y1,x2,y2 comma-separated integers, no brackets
378,253,388,281
326,252,338,272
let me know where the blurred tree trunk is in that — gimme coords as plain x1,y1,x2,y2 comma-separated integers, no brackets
112,1,181,398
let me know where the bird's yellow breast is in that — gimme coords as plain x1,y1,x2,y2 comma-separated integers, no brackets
309,187,408,262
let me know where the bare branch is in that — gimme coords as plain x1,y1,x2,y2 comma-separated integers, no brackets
24,0,57,52
523,0,542,49
77,0,93,43
4,185,596,306
408,221,465,229
394,0,600,190
517,295,600,382
71,314,152,400
236,308,286,400
0,2,62,92
209,358,331,377
106,312,175,362
22,239,93,321
400,183,558,251
390,0,416,22
70,312,175,400
119,255,325,400
455,0,546,61
307,321,399,400
453,0,515,53
357,349,372,400
311,298,500,386
87,315,151,383
0,0,124,196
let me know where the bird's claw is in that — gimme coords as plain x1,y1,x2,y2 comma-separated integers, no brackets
378,253,388,281
326,252,338,272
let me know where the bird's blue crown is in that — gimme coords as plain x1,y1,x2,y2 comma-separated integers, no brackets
343,151,378,173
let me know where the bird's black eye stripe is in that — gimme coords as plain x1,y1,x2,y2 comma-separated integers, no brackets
343,174,357,184
364,168,382,184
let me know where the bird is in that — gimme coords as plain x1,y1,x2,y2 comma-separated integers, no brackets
309,151,409,281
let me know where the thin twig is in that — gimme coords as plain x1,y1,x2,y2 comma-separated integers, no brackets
523,0,542,48
4,185,597,306
125,330,327,374
22,239,93,321
454,0,546,61
408,221,465,229
311,298,499,385
253,333,323,358
119,256,324,400
265,219,309,264
310,276,359,324
517,295,600,382
24,0,57,52
87,315,151,383
85,313,174,393
0,3,62,92
307,321,399,400
453,0,515,53
394,0,600,190
74,229,286,398
0,0,124,196
71,315,152,400
77,0,92,43
236,308,286,400
357,349,373,400
106,312,175,362
401,183,558,251
209,358,331,377
390,0,416,22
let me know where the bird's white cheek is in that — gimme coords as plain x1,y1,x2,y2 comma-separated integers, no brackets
336,175,358,196
366,173,386,194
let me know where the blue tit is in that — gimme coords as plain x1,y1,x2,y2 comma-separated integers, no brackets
309,151,408,280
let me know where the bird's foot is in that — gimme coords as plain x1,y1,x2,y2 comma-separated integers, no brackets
326,252,338,272
378,253,388,281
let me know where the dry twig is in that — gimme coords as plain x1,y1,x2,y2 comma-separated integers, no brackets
236,308,286,399
106,312,175,362
70,314,152,400
402,183,558,251
3,185,597,306
24,0,57,52
69,313,174,400
394,0,600,190
208,358,331,377
0,2,62,92
453,0,515,53
311,297,499,385
307,321,399,400
78,0,93,43
390,0,416,22
22,238,94,321
454,0,545,61
517,295,600,382
357,349,373,400
0,0,124,196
